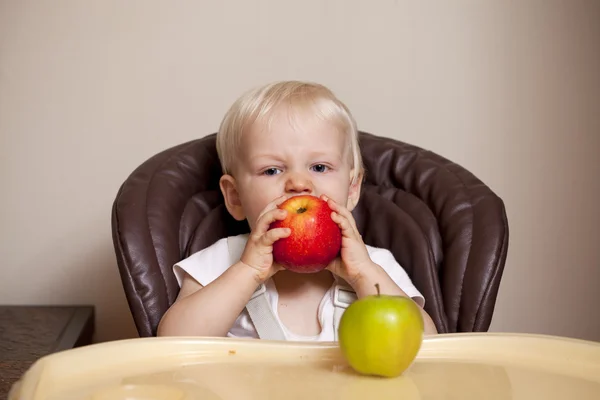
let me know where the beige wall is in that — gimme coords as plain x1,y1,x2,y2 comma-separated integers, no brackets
1,1,598,343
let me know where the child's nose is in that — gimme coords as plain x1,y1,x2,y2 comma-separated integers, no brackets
284,172,313,194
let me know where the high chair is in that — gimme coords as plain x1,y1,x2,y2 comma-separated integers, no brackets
111,131,509,337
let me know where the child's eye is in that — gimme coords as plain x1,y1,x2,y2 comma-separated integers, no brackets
311,164,329,173
262,168,282,176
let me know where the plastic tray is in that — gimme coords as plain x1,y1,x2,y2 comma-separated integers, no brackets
9,333,600,399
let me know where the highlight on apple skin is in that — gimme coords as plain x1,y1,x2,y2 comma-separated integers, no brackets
270,195,342,273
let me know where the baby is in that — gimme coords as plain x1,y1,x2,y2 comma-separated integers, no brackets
157,81,438,340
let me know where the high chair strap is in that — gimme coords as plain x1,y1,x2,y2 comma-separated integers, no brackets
332,277,358,340
246,283,287,340
227,237,286,340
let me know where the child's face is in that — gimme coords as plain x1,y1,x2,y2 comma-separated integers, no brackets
223,106,361,230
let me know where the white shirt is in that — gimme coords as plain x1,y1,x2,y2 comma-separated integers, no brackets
173,234,424,341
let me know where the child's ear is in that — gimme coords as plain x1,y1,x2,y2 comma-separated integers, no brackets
219,174,245,221
346,168,364,211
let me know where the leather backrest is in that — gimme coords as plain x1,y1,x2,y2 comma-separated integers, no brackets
112,132,508,337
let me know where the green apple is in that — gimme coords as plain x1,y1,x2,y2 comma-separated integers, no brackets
338,283,424,378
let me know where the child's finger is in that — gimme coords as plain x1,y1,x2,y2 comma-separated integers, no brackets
255,195,288,222
326,197,360,234
331,211,358,239
264,209,288,228
253,208,287,237
261,227,291,246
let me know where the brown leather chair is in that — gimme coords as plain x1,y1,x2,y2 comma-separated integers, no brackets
111,132,509,337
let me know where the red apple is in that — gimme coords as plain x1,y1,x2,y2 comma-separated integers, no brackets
270,195,342,273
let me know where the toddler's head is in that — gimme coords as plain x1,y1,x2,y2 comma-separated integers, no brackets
216,81,364,228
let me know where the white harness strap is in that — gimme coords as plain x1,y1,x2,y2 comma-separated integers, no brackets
227,237,286,340
226,236,357,341
332,276,358,340
245,283,287,340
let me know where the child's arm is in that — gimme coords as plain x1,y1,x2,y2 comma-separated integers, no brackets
158,196,290,337
322,195,438,335
157,262,260,337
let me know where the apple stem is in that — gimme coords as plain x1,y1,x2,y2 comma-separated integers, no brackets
375,283,380,296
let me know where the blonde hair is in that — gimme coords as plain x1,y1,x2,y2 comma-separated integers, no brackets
216,81,364,184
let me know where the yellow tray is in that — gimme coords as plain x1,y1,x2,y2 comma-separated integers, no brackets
9,333,600,399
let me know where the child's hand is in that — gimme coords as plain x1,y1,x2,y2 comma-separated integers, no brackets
321,195,372,286
239,195,291,283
